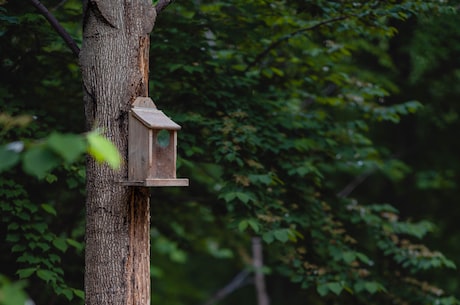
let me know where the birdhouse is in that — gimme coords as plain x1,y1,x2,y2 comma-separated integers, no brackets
125,97,189,187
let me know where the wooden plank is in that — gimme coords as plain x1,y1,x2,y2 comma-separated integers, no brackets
119,179,189,187
118,180,146,186
131,108,181,130
132,97,156,108
128,114,150,181
145,178,189,187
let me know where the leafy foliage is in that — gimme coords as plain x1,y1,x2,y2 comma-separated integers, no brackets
1,0,459,305
0,176,85,301
0,1,112,303
0,115,121,178
149,1,459,304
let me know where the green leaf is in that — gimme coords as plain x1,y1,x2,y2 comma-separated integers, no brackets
48,254,61,264
0,13,20,25
248,174,272,185
0,145,20,172
238,220,248,232
0,277,29,305
53,237,68,252
221,191,254,204
354,281,365,293
235,192,251,204
438,296,460,305
17,267,36,279
317,283,329,296
364,281,380,294
36,269,56,282
220,192,236,202
327,282,343,295
342,251,356,264
61,288,74,301
32,222,47,234
6,233,19,243
248,219,260,233
273,229,289,243
356,252,373,265
36,242,51,252
317,282,343,296
41,203,57,216
206,240,233,258
11,244,26,252
17,252,39,264
45,173,58,183
72,288,84,299
66,238,83,251
7,222,18,230
444,259,457,269
262,232,274,244
46,132,86,163
86,130,121,169
22,145,59,179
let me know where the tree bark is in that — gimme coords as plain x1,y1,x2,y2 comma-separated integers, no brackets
79,1,156,304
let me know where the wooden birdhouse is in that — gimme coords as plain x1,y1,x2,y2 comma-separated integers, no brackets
126,97,189,187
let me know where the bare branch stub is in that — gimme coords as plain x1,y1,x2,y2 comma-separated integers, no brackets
154,0,175,14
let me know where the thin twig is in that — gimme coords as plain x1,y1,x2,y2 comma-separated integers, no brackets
245,15,348,71
155,0,175,14
52,0,69,11
336,169,374,198
202,269,251,305
29,0,80,57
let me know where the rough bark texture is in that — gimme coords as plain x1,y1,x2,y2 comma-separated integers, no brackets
79,1,156,304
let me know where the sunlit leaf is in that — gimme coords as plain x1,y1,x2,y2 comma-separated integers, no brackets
86,131,121,169
0,276,29,305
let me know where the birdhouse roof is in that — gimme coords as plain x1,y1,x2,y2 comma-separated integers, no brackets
131,107,181,130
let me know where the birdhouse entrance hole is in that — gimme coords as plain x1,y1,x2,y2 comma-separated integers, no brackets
157,129,170,148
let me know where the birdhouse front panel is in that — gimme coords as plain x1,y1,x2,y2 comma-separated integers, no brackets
150,129,176,179
126,97,189,187
128,113,151,182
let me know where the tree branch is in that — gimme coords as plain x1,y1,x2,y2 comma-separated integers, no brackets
245,15,348,71
155,0,175,14
52,0,69,11
29,0,80,58
202,270,251,305
336,169,374,198
252,237,270,305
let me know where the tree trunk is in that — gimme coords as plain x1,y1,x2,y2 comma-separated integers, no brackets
79,1,156,304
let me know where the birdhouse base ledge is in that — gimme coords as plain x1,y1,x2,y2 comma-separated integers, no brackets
120,178,189,187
